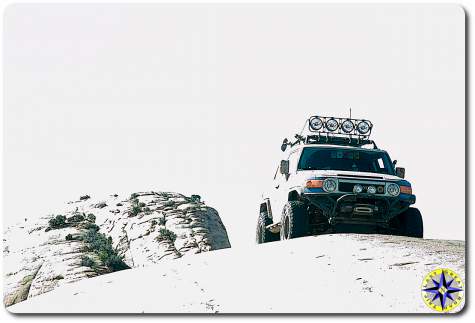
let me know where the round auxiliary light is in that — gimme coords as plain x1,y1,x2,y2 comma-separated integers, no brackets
341,119,355,133
387,183,400,196
356,120,371,135
309,117,324,131
325,118,339,132
323,178,338,192
353,184,363,194
367,186,377,194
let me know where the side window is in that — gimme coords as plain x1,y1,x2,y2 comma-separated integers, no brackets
288,150,300,175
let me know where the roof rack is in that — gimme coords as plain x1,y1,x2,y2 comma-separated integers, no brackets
281,115,378,151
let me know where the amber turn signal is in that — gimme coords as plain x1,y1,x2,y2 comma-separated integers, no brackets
400,186,412,194
306,180,323,188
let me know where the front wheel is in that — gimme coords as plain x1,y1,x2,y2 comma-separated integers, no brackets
280,201,308,240
256,212,279,244
395,207,423,238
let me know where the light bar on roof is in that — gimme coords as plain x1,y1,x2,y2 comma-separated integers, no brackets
308,116,373,137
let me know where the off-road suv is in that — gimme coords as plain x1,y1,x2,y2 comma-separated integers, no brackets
256,115,423,243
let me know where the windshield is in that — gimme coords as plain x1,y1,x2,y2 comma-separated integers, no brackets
298,147,395,175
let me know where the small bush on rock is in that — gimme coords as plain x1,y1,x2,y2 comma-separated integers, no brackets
82,229,129,272
86,213,96,223
47,215,67,230
65,233,74,241
159,216,166,226
81,256,96,268
83,223,100,231
67,213,85,223
156,228,177,243
130,204,141,216
128,198,144,216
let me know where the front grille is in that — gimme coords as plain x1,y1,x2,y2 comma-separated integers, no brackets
338,182,385,194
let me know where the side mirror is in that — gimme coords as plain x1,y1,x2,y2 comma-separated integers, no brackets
280,160,289,175
396,167,405,178
281,138,289,152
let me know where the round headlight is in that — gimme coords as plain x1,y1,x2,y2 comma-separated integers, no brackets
367,185,377,194
325,118,339,132
309,117,324,131
356,120,371,134
387,183,400,196
323,178,338,192
341,119,355,133
353,184,363,194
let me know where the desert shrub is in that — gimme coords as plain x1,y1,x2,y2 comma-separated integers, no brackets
139,202,146,208
156,228,177,243
190,194,201,202
65,233,74,241
48,215,67,230
81,256,96,268
86,213,96,223
127,198,143,216
83,223,100,231
82,229,129,272
130,193,139,199
80,195,90,201
158,216,166,226
130,204,142,216
67,213,85,223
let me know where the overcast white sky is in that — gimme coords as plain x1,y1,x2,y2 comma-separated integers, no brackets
3,4,465,246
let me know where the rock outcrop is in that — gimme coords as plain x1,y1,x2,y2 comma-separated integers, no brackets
3,191,231,307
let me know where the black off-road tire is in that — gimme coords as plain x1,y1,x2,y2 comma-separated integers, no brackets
256,212,279,244
396,207,423,238
280,201,308,240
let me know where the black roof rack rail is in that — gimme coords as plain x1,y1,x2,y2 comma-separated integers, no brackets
305,134,378,149
281,134,378,151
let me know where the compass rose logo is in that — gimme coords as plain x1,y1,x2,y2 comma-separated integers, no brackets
421,268,464,312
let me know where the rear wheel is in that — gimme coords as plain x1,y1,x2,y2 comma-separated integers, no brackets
256,212,279,244
396,207,423,238
280,201,308,240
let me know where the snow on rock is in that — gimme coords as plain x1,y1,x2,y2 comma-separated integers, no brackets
3,192,231,307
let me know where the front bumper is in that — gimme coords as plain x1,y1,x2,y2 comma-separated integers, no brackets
303,191,415,222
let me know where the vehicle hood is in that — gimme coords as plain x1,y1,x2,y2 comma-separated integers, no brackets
299,169,402,181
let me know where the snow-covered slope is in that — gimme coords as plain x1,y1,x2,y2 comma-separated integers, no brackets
3,191,231,307
7,234,465,313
